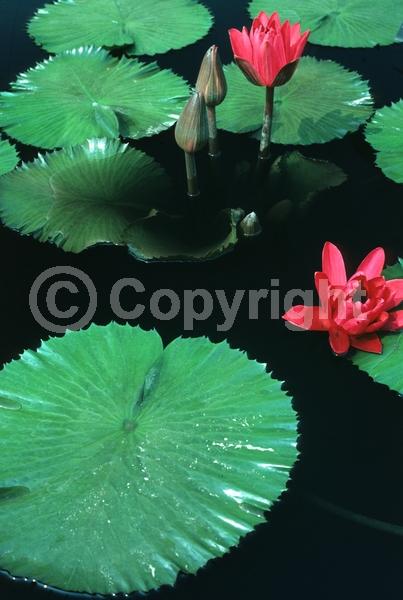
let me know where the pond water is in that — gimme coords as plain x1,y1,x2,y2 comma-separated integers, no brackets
0,0,403,599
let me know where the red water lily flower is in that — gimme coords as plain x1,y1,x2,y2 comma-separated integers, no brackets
228,11,310,88
283,242,403,355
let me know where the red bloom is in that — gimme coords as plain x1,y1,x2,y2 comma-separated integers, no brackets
283,242,403,355
228,11,310,88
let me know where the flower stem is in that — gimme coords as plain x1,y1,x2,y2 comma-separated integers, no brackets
206,106,220,158
184,152,200,197
259,86,274,161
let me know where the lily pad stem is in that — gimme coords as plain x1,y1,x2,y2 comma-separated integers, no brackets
259,86,274,161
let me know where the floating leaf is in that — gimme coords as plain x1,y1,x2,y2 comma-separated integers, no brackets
0,137,19,176
249,0,403,47
352,332,403,396
267,151,347,210
29,0,213,56
384,258,403,281
0,47,189,149
383,260,403,311
219,58,373,145
0,323,297,594
0,139,170,253
127,209,243,262
365,100,403,184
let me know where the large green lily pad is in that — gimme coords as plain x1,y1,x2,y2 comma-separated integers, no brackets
249,0,403,47
352,332,403,396
0,137,18,176
0,47,189,149
0,139,170,253
365,100,403,184
29,0,213,56
0,323,297,594
219,58,373,145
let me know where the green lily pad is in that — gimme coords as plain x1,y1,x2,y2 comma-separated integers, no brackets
219,58,373,145
267,151,347,210
249,0,403,47
0,139,170,253
0,47,189,149
365,100,403,184
0,323,297,594
29,0,213,56
0,137,19,176
384,259,403,280
352,332,403,396
383,260,403,311
127,209,243,262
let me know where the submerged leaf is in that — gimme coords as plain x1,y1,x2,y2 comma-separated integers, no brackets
365,100,403,184
0,323,297,594
249,0,403,47
0,139,170,253
127,209,243,262
0,137,19,176
267,151,347,213
0,47,189,149
29,0,213,56
219,58,373,145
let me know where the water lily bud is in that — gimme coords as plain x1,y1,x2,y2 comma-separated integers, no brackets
196,45,227,107
175,91,209,154
240,212,262,238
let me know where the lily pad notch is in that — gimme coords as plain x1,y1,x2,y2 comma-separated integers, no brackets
0,47,190,149
28,0,214,56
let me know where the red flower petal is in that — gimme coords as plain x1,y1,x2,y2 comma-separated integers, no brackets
290,22,302,45
254,11,270,29
329,328,350,355
269,31,287,83
365,276,386,301
322,242,347,286
282,305,329,331
268,12,281,31
292,29,310,61
350,334,382,354
342,299,386,335
383,310,403,331
281,20,291,61
257,39,273,86
314,271,330,306
364,312,390,333
355,247,385,281
229,28,251,62
384,279,403,310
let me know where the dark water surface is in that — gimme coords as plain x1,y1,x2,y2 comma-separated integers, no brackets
1,0,403,599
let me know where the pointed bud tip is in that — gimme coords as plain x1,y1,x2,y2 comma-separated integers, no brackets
196,45,227,107
240,212,262,238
